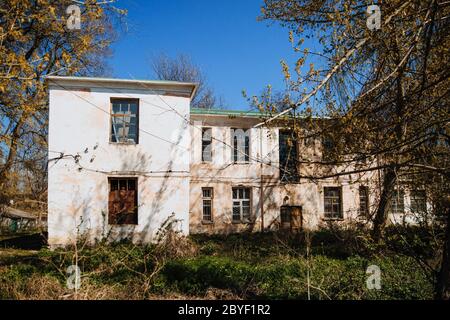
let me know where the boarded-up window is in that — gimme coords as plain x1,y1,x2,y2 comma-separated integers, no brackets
202,187,213,221
108,178,138,225
232,187,251,222
324,187,343,219
111,99,139,143
231,129,250,163
202,128,212,162
359,186,369,217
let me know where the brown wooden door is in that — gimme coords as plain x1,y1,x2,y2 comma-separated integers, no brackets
290,206,302,231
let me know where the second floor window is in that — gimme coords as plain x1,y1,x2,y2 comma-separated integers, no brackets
279,130,299,182
324,187,343,219
231,128,250,163
202,128,212,162
111,99,138,144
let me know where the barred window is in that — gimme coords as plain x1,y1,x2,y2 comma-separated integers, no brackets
202,128,212,162
324,187,342,219
108,178,138,225
202,188,213,222
232,187,251,222
111,99,138,143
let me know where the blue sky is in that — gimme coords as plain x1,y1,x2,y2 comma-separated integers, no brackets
108,0,302,110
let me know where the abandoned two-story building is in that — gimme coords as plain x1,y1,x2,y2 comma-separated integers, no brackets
47,76,428,247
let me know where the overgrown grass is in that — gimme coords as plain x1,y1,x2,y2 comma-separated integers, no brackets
0,226,440,300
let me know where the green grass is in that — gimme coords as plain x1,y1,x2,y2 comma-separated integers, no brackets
0,228,439,300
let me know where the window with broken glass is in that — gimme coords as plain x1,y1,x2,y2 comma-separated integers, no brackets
232,187,251,222
111,99,138,144
279,130,299,182
231,128,250,163
202,187,213,222
202,128,212,162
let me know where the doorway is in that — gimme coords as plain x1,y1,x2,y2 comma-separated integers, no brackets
280,206,302,231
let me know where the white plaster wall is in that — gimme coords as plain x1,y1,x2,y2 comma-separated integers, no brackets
48,84,191,247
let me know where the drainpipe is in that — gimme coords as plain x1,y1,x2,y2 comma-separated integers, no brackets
260,127,264,232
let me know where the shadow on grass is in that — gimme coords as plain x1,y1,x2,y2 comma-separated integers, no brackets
0,232,48,250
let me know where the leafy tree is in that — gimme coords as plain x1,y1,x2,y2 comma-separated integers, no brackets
0,0,125,204
257,0,449,298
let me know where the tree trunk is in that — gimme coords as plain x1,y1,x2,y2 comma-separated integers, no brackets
0,114,26,203
435,206,450,300
372,166,397,241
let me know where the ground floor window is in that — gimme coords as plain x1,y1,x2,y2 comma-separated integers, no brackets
202,187,213,222
359,186,369,217
389,189,405,214
324,187,343,219
232,187,251,222
410,190,427,214
108,178,138,225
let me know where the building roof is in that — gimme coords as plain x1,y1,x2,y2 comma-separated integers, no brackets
191,108,265,118
46,76,198,99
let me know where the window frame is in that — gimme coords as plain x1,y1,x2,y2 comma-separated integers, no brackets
410,190,427,214
201,128,213,162
232,187,252,223
231,128,250,164
110,98,139,144
279,130,300,183
202,187,214,223
389,189,405,214
323,186,343,220
108,177,138,225
358,185,370,218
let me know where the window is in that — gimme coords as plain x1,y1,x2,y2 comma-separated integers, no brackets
322,135,335,161
389,190,405,214
410,190,427,214
232,187,251,222
324,187,343,219
279,130,299,182
111,99,138,143
108,178,138,225
359,186,369,217
231,129,250,163
280,206,291,224
202,188,213,222
202,128,212,162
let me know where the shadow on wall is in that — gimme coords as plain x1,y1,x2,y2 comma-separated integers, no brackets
53,120,189,246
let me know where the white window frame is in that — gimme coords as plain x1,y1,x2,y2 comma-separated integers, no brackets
232,187,252,223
